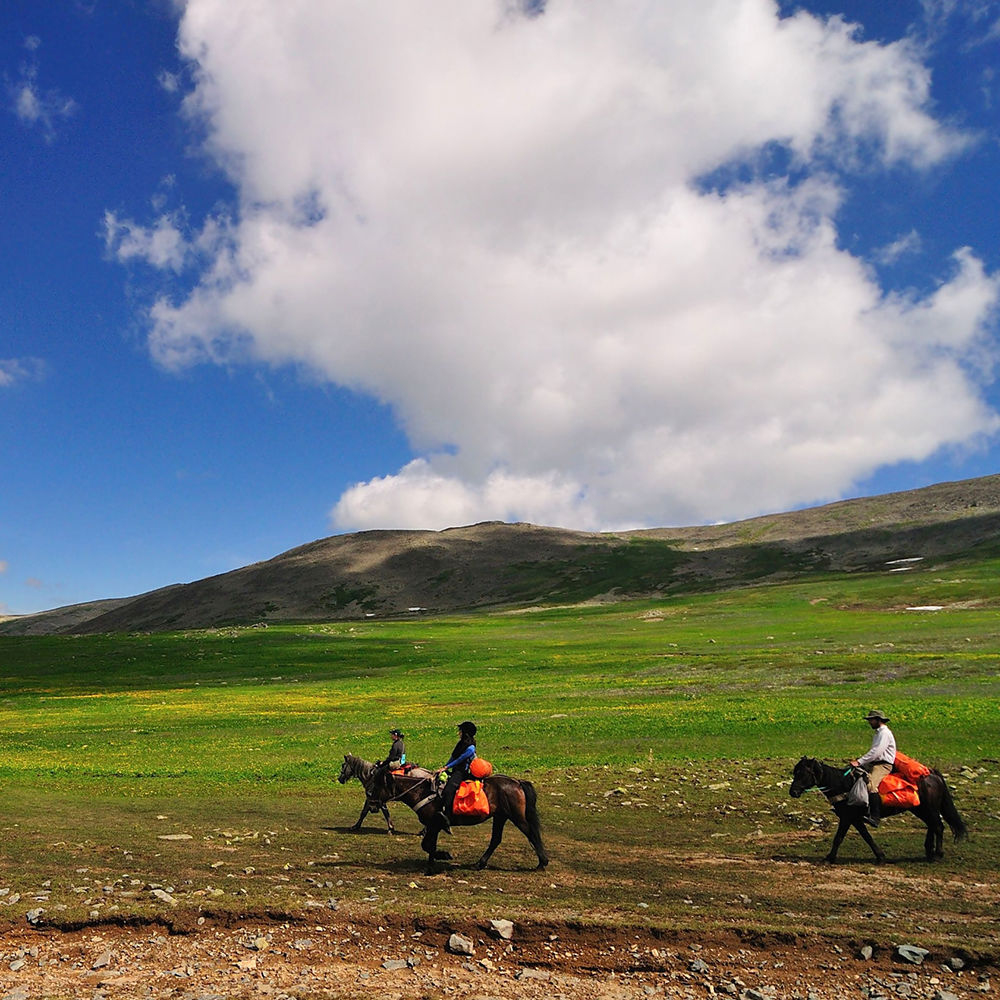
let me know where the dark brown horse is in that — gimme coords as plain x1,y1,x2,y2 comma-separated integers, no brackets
789,756,967,863
373,767,549,873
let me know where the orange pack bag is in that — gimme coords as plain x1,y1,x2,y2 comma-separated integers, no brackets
453,780,490,818
892,750,931,784
469,757,493,779
879,772,920,809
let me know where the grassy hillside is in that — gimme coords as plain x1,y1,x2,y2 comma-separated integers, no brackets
5,473,1000,635
0,552,997,951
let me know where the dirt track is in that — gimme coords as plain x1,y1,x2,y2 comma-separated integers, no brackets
0,914,994,1000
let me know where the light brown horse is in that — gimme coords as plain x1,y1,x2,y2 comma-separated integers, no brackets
373,767,549,873
337,753,434,834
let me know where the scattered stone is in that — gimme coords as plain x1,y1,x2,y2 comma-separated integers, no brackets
933,991,960,1000
92,951,113,970
948,957,966,971
151,889,176,905
447,933,475,956
860,945,874,961
382,959,408,971
897,945,930,965
690,957,710,974
9,959,25,972
490,919,514,940
515,968,550,981
24,909,44,925
156,834,193,840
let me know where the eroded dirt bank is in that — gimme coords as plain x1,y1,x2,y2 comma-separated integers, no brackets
0,915,994,1000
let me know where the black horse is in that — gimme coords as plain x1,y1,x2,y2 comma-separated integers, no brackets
789,756,967,863
372,767,549,873
337,753,434,834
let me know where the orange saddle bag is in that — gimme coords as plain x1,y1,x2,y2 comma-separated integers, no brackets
879,772,920,809
469,757,493,779
892,750,931,784
453,780,490,818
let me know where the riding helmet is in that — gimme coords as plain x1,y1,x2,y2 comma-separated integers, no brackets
389,727,404,737
458,720,477,737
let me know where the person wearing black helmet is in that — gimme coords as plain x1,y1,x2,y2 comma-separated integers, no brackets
386,728,406,771
434,721,477,832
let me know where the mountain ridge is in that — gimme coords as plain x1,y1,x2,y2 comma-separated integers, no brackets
4,473,1000,636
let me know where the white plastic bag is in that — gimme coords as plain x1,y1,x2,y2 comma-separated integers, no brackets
847,772,869,807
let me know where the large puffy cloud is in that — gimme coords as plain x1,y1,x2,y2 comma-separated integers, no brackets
110,0,999,530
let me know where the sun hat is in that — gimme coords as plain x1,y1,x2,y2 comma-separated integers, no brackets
864,709,890,723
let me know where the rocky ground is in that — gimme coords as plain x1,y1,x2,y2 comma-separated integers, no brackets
0,915,994,1000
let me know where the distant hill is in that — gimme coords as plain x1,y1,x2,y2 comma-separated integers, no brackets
5,473,1000,636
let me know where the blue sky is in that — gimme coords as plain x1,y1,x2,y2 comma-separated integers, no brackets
3,0,999,616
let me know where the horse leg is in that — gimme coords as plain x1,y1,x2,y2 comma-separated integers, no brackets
925,811,944,860
825,814,852,862
351,803,371,831
475,816,507,870
853,817,885,863
381,804,395,835
505,808,550,869
421,817,452,872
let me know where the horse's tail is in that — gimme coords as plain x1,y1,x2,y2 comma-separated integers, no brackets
519,779,549,866
933,769,968,842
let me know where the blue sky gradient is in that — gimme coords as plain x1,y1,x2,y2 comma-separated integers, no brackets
3,1,999,614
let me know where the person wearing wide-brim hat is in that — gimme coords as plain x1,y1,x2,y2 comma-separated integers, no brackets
386,728,406,770
850,710,896,826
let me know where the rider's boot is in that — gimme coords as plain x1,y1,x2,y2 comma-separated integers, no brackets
865,792,881,827
438,804,452,834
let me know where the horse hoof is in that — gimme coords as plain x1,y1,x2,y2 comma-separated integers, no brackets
434,850,452,861
823,855,838,864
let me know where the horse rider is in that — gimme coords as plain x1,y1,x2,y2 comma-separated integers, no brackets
850,709,896,827
434,720,477,833
386,728,406,771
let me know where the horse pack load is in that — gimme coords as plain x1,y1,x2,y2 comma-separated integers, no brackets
453,778,490,817
469,756,493,779
875,750,932,809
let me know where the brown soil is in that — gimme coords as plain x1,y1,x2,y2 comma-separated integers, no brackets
0,912,993,1000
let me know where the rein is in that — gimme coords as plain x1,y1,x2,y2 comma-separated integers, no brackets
380,772,437,807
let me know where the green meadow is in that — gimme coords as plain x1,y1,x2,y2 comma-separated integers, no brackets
1,556,998,950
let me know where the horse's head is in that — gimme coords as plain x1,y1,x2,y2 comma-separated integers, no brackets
337,754,354,784
789,756,821,798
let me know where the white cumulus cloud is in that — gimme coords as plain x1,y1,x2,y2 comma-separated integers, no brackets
116,0,999,530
